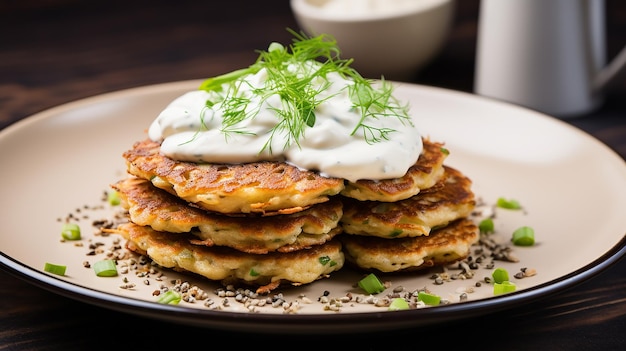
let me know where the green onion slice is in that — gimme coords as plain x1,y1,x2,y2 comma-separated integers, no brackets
496,197,522,209
93,259,118,277
358,273,385,294
492,267,509,284
157,290,182,305
418,291,441,306
107,190,121,206
512,226,535,246
478,218,495,234
44,262,67,276
318,256,338,267
61,223,81,240
494,281,517,295
388,298,410,311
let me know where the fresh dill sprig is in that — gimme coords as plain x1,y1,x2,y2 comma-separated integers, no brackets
348,78,412,143
197,28,412,153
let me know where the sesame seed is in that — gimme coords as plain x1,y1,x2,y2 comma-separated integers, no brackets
56,188,538,315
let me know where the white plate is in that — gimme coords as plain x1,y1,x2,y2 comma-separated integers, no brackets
1,80,625,334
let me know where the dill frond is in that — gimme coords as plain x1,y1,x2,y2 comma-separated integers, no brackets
197,28,411,153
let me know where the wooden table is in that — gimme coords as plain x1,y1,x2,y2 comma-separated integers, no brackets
2,1,625,348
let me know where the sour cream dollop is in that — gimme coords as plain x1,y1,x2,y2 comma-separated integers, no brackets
148,64,422,183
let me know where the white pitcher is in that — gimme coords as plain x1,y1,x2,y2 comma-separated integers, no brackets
474,0,626,118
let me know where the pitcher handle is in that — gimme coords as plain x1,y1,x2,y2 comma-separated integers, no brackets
594,45,626,92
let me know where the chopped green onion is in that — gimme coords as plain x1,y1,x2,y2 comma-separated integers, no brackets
494,281,517,295
388,298,410,311
512,226,535,246
61,223,81,240
93,259,118,277
358,273,385,294
478,218,495,234
492,267,509,284
319,256,332,265
157,290,182,305
318,255,338,267
496,197,522,210
389,229,402,238
249,268,260,277
44,262,67,276
107,190,121,206
418,291,441,306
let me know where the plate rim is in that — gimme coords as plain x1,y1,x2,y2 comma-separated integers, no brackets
3,240,625,333
1,79,625,334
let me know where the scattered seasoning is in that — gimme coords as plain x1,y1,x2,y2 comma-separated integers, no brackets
119,282,136,290
54,188,539,314
514,267,537,279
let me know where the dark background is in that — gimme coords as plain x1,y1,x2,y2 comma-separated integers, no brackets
1,1,625,349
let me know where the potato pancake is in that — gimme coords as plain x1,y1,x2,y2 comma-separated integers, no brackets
115,222,344,294
123,139,345,215
340,138,448,202
340,218,479,273
340,166,475,238
111,177,343,254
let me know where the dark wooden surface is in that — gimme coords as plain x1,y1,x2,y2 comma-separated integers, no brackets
1,1,625,349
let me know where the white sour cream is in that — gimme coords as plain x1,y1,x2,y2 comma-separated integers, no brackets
148,65,422,182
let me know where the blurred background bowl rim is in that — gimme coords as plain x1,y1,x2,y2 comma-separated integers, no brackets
290,0,453,23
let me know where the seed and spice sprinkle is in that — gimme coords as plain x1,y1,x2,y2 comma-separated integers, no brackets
54,191,538,314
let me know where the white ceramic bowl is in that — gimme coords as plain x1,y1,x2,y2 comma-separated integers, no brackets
290,0,455,80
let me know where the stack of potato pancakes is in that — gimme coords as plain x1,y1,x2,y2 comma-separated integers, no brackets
110,32,479,294
111,135,478,294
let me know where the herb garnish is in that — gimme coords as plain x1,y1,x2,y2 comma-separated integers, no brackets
197,29,411,154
